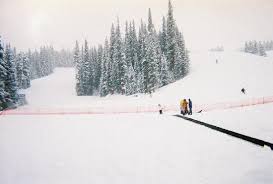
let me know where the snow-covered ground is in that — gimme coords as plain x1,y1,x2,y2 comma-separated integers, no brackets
156,50,273,105
192,103,273,143
0,114,272,184
0,51,273,183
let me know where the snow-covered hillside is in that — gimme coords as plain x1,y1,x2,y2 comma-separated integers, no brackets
1,50,273,184
15,50,273,114
154,50,273,104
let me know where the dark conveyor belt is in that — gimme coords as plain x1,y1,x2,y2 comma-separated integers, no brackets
174,114,273,150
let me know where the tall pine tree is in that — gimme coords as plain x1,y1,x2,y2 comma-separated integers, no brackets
166,0,176,71
0,37,8,109
4,44,18,105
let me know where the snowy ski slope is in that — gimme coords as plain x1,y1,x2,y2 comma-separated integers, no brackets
11,50,273,114
0,51,273,184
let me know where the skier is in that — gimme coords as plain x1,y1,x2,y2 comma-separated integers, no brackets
241,88,246,94
158,104,163,114
188,99,192,115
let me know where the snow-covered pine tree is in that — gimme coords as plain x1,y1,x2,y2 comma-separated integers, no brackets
173,43,184,80
124,21,131,66
113,18,126,94
130,21,139,69
244,42,249,53
268,40,273,50
252,41,258,54
247,41,254,54
166,0,176,71
124,21,137,94
125,61,137,95
138,19,147,69
147,8,154,34
16,53,24,89
74,40,84,96
159,53,172,86
99,39,110,97
160,16,167,56
174,27,190,79
22,53,31,89
145,35,160,93
39,47,47,77
48,46,55,74
15,52,30,89
108,24,116,94
73,1,191,97
258,41,267,57
145,8,160,93
4,44,18,105
95,45,103,90
0,37,8,110
82,40,92,95
89,47,96,94
134,53,144,93
34,49,42,78
28,49,37,79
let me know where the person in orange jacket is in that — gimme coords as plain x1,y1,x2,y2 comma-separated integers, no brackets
180,99,184,114
180,99,188,115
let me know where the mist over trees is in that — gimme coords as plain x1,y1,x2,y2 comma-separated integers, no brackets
244,40,273,57
28,46,74,80
75,0,190,97
0,36,74,110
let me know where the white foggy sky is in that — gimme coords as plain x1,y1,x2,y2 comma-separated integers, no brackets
1,0,273,51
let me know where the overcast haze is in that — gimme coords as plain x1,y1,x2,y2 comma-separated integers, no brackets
1,0,273,51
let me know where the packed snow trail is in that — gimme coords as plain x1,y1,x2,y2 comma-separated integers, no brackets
174,114,273,150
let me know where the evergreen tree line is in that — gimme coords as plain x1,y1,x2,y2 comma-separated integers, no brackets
28,46,74,80
0,38,20,110
75,1,190,97
244,40,273,57
0,36,74,110
209,46,224,52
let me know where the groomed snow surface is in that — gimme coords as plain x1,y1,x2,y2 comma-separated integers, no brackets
0,51,273,184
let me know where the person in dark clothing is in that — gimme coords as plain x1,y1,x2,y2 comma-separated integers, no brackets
158,104,163,114
241,88,246,94
188,99,192,115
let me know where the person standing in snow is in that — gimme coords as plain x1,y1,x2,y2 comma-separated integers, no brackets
158,104,163,114
180,99,188,115
183,99,189,115
241,88,246,94
188,99,192,115
180,99,184,115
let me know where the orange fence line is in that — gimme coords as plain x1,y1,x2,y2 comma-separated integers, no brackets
1,96,273,115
